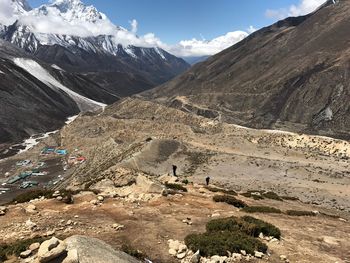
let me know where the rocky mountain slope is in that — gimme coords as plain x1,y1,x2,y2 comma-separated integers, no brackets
0,39,111,147
142,0,350,139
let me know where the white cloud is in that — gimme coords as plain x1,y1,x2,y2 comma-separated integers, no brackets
167,31,249,57
266,0,327,20
247,25,257,34
129,19,138,34
0,0,15,25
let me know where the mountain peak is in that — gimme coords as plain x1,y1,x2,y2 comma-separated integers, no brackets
12,0,32,13
33,0,104,23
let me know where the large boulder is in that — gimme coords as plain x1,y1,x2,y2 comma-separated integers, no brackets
64,235,141,263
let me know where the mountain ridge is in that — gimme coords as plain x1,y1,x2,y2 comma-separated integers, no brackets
141,0,350,139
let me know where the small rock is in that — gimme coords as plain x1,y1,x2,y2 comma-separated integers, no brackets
20,250,32,258
231,253,242,260
46,230,55,236
52,191,61,197
254,251,264,258
112,223,124,230
97,196,104,202
27,204,36,210
25,219,37,230
169,248,177,256
280,255,288,261
26,204,37,213
178,244,187,253
56,196,63,201
210,255,227,263
177,251,187,259
168,239,181,251
211,213,220,217
66,220,73,226
259,233,264,239
240,250,247,256
90,200,98,205
29,242,40,251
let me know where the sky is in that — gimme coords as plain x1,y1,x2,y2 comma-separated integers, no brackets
6,0,328,57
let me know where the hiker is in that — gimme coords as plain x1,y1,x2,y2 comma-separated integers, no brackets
172,165,177,177
205,176,210,186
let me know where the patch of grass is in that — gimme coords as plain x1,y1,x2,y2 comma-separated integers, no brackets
185,230,267,257
0,237,47,261
165,183,188,192
206,186,237,196
213,195,247,208
286,210,316,216
206,216,281,239
121,244,146,260
262,192,283,201
242,206,282,214
240,191,283,201
12,190,54,204
181,179,189,185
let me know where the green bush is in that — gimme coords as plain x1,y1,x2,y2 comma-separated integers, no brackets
286,210,316,216
12,190,54,204
0,237,47,261
206,186,237,196
213,195,247,208
185,230,267,257
263,192,283,201
181,179,189,185
165,183,188,192
206,216,281,239
242,206,282,214
242,216,281,239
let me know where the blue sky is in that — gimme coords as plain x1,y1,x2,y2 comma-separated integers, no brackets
27,0,316,44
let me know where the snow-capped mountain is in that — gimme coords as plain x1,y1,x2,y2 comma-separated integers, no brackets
2,0,181,62
1,0,189,84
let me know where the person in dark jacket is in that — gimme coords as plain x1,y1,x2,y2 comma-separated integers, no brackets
172,165,177,177
205,176,210,186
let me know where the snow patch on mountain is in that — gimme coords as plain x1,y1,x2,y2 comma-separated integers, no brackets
155,47,166,60
13,58,106,111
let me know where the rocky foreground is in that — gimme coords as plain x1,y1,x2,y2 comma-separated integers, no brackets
0,178,349,263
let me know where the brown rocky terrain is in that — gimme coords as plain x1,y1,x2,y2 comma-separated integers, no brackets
0,98,349,262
